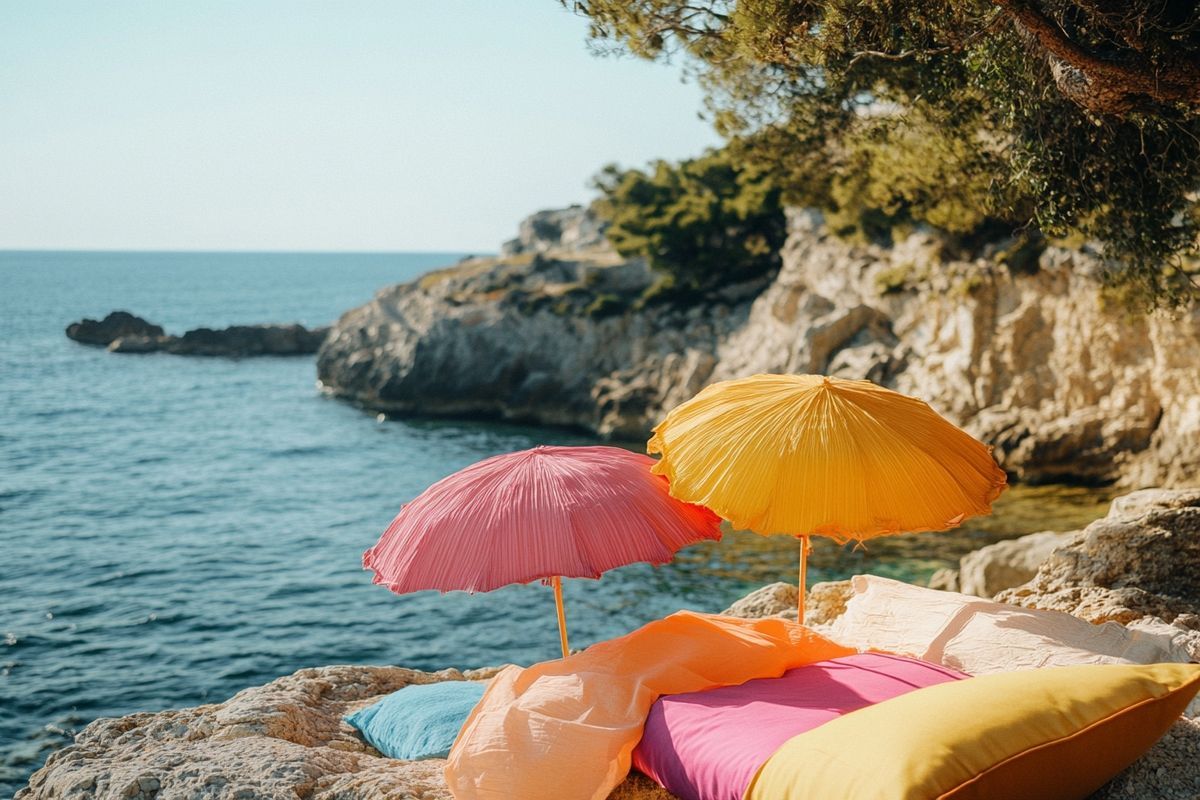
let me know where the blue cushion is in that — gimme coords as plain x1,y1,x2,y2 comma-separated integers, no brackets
345,680,487,760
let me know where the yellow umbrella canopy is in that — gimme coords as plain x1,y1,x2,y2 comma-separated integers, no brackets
648,373,1008,618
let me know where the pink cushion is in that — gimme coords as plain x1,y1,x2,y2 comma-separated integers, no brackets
631,652,967,800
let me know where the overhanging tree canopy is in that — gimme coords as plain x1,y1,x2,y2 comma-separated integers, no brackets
570,0,1200,307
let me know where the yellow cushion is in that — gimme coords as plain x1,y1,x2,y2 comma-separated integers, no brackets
745,662,1200,800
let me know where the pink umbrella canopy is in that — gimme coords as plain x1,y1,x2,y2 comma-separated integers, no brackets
363,445,723,657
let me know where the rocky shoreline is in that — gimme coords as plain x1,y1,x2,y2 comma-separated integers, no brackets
18,489,1200,800
66,311,329,357
315,206,1200,488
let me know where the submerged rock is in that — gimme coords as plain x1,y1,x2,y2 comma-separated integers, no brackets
65,311,164,346
318,206,1200,488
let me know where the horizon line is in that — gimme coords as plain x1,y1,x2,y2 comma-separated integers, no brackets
0,247,494,256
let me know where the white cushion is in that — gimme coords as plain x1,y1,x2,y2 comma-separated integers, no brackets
825,575,1197,715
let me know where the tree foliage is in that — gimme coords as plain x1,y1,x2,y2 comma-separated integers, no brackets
591,149,787,292
570,0,1200,307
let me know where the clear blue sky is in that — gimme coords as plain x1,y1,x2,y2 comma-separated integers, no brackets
0,1,719,252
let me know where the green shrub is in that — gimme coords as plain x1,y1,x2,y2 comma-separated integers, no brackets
591,149,787,293
584,293,625,318
874,263,914,295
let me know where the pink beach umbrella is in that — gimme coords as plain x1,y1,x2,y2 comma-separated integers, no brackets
363,445,723,658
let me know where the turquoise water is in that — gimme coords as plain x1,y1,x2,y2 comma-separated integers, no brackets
0,251,1111,795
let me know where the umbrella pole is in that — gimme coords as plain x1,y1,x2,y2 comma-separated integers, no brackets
797,535,812,623
552,575,570,658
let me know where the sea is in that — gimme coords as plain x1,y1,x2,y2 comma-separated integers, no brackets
0,250,1113,795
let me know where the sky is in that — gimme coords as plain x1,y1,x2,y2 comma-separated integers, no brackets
0,1,719,252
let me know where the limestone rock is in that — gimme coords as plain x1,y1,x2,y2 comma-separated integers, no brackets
806,580,855,626
718,580,852,626
318,206,1200,488
997,489,1200,632
958,529,1080,598
16,665,486,800
926,568,960,592
499,205,610,257
722,582,798,619
710,211,1200,487
316,248,738,437
608,774,677,800
66,311,164,346
1109,488,1200,519
1092,718,1200,800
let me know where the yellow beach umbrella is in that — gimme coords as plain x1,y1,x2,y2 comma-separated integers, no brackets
648,374,1007,620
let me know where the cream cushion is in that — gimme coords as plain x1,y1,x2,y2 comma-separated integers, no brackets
824,575,1196,715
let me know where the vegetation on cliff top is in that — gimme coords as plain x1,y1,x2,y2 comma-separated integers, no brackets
590,148,786,295
571,0,1200,308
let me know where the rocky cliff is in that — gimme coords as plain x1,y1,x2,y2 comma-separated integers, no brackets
499,204,609,258
317,208,1200,487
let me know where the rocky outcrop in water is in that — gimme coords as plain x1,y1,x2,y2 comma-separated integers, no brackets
65,312,164,346
66,313,329,357
159,324,329,356
318,207,1200,488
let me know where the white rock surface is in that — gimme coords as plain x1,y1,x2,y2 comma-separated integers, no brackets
958,529,1080,597
499,205,611,257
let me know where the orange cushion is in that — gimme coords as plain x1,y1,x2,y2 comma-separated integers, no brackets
745,662,1200,800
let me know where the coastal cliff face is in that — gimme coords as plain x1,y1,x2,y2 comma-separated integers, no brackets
316,242,754,440
317,207,1200,487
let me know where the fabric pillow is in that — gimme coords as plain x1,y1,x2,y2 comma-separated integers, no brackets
345,680,487,760
825,575,1190,674
746,662,1200,800
633,653,966,800
445,611,855,800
